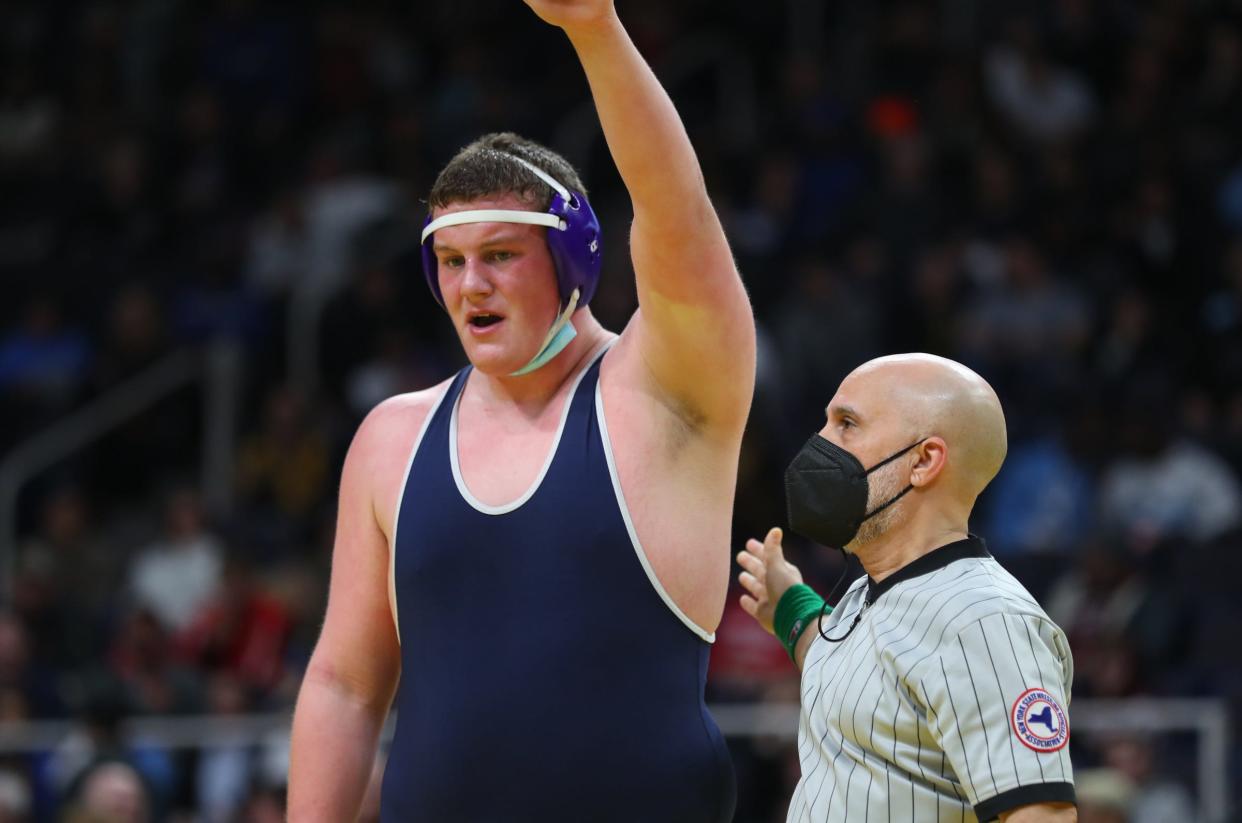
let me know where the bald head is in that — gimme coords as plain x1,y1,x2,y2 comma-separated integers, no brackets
842,353,1007,501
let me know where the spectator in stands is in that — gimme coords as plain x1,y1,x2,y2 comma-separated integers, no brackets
1099,734,1197,823
126,489,223,633
169,261,268,347
88,293,196,503
981,407,1100,556
958,234,1091,377
862,130,940,264
0,767,31,823
1044,540,1180,696
1217,160,1242,232
46,685,174,820
14,486,118,673
194,674,254,823
244,188,309,298
235,786,285,823
236,386,330,527
721,152,799,306
170,88,229,219
0,295,92,441
773,254,884,435
342,327,435,418
983,19,1094,143
319,264,434,406
61,761,151,823
1099,382,1242,548
179,555,292,694
298,143,406,293
1202,239,1242,395
1221,388,1242,476
1093,290,1168,388
1074,768,1135,823
92,285,167,392
0,59,61,169
968,144,1026,238
0,614,61,719
108,610,203,716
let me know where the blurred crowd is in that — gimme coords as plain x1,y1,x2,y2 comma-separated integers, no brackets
3,0,1242,820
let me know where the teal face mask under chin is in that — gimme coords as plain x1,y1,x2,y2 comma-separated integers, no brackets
508,288,580,377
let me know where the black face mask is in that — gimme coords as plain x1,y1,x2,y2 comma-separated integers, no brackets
784,434,924,549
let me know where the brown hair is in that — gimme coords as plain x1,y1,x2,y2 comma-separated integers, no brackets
427,132,587,212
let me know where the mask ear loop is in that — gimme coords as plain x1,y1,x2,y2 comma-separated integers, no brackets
860,482,916,522
856,438,925,521
861,438,925,477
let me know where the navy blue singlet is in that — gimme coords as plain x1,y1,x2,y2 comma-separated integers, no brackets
380,346,736,822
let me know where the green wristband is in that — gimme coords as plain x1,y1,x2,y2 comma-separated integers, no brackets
773,584,829,662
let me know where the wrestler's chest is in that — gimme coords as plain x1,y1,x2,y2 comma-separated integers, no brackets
454,399,566,505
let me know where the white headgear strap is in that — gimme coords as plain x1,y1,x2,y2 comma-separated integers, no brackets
420,154,573,243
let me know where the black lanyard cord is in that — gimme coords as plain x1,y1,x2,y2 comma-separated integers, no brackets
817,550,870,644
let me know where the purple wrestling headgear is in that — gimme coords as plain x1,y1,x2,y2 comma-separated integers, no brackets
419,154,602,310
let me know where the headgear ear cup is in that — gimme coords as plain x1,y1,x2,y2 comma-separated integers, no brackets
420,154,602,310
545,190,602,307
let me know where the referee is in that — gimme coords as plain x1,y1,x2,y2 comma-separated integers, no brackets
737,353,1076,822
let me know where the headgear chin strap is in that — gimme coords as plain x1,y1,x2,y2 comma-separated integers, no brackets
508,288,580,376
420,153,603,376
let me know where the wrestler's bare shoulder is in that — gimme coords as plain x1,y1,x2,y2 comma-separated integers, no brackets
362,379,456,439
346,378,456,520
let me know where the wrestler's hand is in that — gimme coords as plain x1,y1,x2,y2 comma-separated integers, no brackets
522,0,616,31
736,527,804,636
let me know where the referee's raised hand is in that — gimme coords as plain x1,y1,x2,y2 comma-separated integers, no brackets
736,527,804,635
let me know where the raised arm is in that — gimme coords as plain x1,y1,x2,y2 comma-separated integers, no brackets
525,0,756,432
288,407,403,821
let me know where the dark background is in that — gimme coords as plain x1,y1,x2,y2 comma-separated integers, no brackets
2,0,1241,820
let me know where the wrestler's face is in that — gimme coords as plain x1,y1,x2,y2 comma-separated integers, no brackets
431,193,561,375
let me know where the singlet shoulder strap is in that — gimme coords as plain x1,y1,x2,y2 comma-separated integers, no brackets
388,368,467,644
442,366,472,415
565,339,613,414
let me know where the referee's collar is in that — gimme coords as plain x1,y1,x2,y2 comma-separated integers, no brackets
864,534,990,605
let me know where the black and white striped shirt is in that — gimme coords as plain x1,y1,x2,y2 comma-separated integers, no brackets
788,536,1075,822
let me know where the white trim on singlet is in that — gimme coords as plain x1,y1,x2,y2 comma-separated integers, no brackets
449,343,609,515
594,371,716,644
387,382,454,645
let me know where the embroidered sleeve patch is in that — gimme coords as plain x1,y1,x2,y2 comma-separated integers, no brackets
1010,688,1069,752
